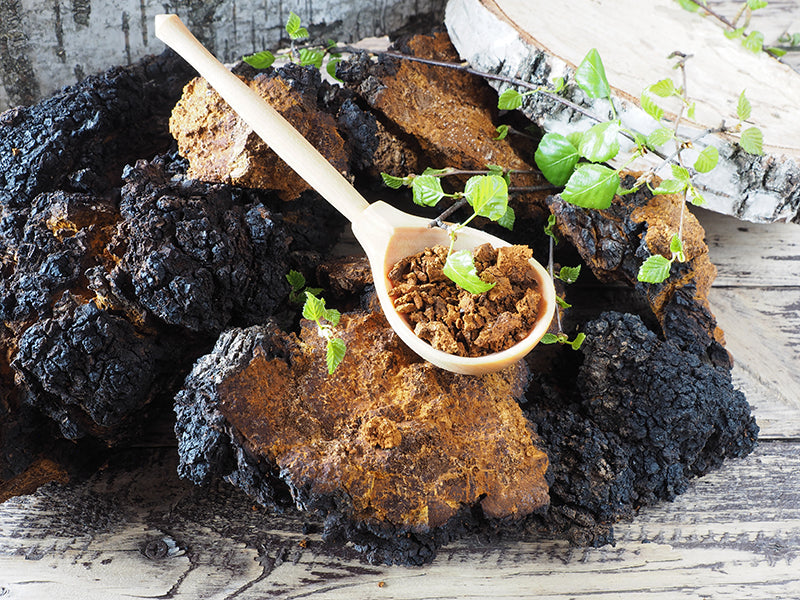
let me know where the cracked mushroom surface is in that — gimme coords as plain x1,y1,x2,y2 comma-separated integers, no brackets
176,308,550,538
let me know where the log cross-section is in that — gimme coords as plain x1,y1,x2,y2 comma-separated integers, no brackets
445,0,800,223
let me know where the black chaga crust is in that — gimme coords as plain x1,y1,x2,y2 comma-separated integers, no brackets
0,54,346,450
108,157,292,334
0,50,194,209
5,153,343,443
523,311,758,545
173,322,496,567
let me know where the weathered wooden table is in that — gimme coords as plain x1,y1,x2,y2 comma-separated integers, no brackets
2,1,800,598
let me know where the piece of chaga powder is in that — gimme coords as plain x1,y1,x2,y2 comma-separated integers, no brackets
388,243,542,357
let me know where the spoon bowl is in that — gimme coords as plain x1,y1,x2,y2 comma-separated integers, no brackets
155,14,555,374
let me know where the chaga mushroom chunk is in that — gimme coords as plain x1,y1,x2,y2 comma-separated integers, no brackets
108,157,292,334
0,190,118,323
12,293,161,440
0,51,193,210
175,306,550,565
169,63,351,201
527,311,758,545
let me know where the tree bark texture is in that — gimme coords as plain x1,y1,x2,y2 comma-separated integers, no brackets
0,0,446,111
445,0,800,223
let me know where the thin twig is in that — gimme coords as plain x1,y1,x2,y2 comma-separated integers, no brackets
685,0,737,29
428,198,468,229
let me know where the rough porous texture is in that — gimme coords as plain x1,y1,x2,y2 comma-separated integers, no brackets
0,31,759,566
388,244,542,356
175,307,549,565
0,55,347,459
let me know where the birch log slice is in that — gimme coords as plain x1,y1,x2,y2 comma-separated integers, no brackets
445,0,800,223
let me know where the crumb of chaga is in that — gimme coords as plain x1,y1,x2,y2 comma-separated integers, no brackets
169,65,350,201
11,292,162,441
387,244,542,357
174,307,549,565
0,51,193,210
526,311,758,545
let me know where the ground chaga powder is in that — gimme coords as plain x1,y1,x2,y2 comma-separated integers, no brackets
387,243,542,357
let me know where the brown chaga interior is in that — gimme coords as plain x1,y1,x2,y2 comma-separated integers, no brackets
177,310,549,534
0,32,758,564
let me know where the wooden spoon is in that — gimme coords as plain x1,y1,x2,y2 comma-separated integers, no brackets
155,14,555,375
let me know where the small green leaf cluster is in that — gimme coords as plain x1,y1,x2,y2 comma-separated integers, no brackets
541,331,586,350
533,49,624,211
381,168,513,294
286,269,322,303
243,12,341,79
767,32,800,58
302,291,346,374
679,0,781,55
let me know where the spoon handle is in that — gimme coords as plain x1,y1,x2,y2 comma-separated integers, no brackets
154,14,370,223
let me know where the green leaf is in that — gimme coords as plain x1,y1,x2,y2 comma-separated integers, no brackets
494,124,510,140
742,30,765,53
286,270,306,291
687,101,697,120
556,296,572,309
298,48,324,68
286,12,308,39
443,249,495,294
544,213,558,242
739,126,764,154
243,50,276,69
464,175,509,221
676,0,701,11
540,333,562,344
566,131,585,149
421,167,452,176
551,76,566,92
737,89,752,121
569,332,586,350
497,206,516,230
649,78,677,98
747,0,768,10
498,89,524,110
647,127,674,149
652,178,687,195
575,48,611,99
411,174,445,206
302,291,326,321
767,46,787,57
689,189,707,206
326,338,346,374
724,27,746,40
694,145,719,173
670,233,686,262
578,120,621,163
323,307,341,327
670,164,691,181
380,172,409,189
534,132,580,186
560,163,619,209
326,57,342,81
640,90,664,122
637,254,673,283
557,265,581,284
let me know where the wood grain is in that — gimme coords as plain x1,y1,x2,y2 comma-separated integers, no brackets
1,443,798,599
